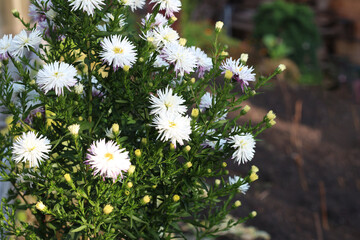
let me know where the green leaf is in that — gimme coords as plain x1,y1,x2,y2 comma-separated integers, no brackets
70,225,87,233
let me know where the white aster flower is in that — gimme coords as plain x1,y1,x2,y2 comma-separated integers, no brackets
228,176,250,194
0,34,12,60
221,57,256,90
100,35,137,71
74,83,84,95
149,86,186,115
152,25,179,48
199,92,214,112
190,46,213,78
152,112,191,146
85,139,131,182
142,13,168,28
228,133,256,164
36,61,78,96
125,0,145,11
68,124,80,135
161,42,197,77
12,131,51,168
150,0,181,17
68,0,105,16
9,29,42,58
153,54,169,68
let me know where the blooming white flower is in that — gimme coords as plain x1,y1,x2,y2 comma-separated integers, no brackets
152,25,179,48
215,21,224,32
161,42,197,77
36,61,78,96
9,29,42,58
68,124,80,135
152,112,191,146
68,0,105,16
100,35,137,71
153,54,169,68
228,176,250,194
221,57,256,90
228,133,256,164
0,34,12,60
125,0,145,11
74,83,84,95
150,0,181,17
85,139,131,182
12,131,51,168
190,46,213,78
149,86,186,115
142,13,168,28
199,92,214,112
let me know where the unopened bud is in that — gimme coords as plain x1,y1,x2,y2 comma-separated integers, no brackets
141,138,147,145
139,57,144,63
190,78,195,84
29,79,36,85
220,51,229,57
234,200,242,207
68,124,80,136
170,16,177,24
240,53,249,63
207,169,211,173
12,9,19,18
250,211,257,217
215,179,221,186
224,70,233,80
74,83,84,95
141,195,150,204
215,21,224,32
173,194,180,202
128,165,135,175
191,108,199,118
64,173,72,183
179,38,187,46
249,172,258,182
123,65,130,72
184,161,192,169
243,105,251,113
135,149,141,158
269,119,276,126
222,162,227,168
251,165,259,173
103,204,113,215
111,123,119,134
278,64,286,72
170,143,175,151
127,182,133,188
35,201,46,212
266,110,276,121
184,145,191,152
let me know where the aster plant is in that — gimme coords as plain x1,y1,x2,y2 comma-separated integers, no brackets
0,0,284,239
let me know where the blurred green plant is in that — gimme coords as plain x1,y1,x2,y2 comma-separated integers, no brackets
262,35,292,60
254,0,322,84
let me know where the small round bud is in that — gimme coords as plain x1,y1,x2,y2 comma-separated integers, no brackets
12,9,19,18
139,57,144,63
240,53,249,63
234,200,242,207
249,172,259,182
170,16,177,23
128,165,135,175
224,70,233,80
269,119,276,126
124,190,130,195
152,185,157,189
127,182,133,188
184,162,192,169
222,162,227,168
215,179,221,186
103,204,114,215
68,124,80,136
190,78,196,84
250,211,257,217
184,145,191,152
266,110,276,121
135,149,141,158
220,51,229,57
173,194,180,202
224,170,229,175
74,83,84,95
243,105,251,113
278,64,286,72
35,201,46,212
29,79,36,85
250,90,256,96
141,138,147,145
64,173,72,183
179,38,187,46
142,195,151,204
123,65,130,72
191,108,199,118
170,143,176,151
78,116,83,121
111,123,120,135
36,112,42,118
215,21,224,32
207,169,211,173
251,165,259,173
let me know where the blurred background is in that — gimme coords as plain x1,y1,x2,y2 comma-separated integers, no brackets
1,0,359,239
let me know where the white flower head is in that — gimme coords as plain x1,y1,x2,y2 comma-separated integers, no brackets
199,92,214,112
100,35,137,71
221,57,256,90
124,0,145,11
152,112,191,146
152,25,179,48
9,29,42,58
68,124,80,135
74,83,84,95
0,34,12,60
228,176,250,194
68,0,105,16
149,86,186,115
161,42,197,77
190,46,213,78
228,133,256,164
36,61,78,96
150,0,181,17
12,131,51,168
85,139,131,182
153,54,169,68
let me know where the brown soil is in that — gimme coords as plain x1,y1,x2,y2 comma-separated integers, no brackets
229,80,360,240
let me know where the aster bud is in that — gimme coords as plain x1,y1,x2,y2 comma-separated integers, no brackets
269,119,276,126
266,110,276,121
111,123,120,134
191,108,199,118
240,53,249,63
141,138,147,145
36,112,42,118
128,165,135,175
64,173,72,183
215,179,221,186
135,149,141,158
141,195,151,205
35,201,46,212
190,78,196,84
74,83,84,95
222,162,227,168
234,200,242,207
250,90,256,96
179,38,187,46
250,211,257,217
249,172,258,182
170,143,176,151
29,79,36,85
170,16,177,24
173,194,180,202
127,182,133,188
124,190,130,195
278,64,286,72
215,21,224,32
68,124,80,136
243,105,251,113
103,204,114,215
184,161,192,169
220,51,229,57
139,57,144,62
207,169,211,173
251,165,259,173
224,70,233,80
184,145,191,152
12,9,19,18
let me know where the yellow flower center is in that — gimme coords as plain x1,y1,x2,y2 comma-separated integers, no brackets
113,47,124,54
164,102,173,109
105,153,114,161
169,121,176,128
239,140,247,147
